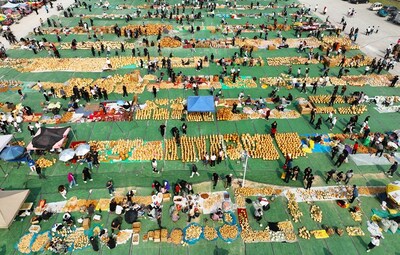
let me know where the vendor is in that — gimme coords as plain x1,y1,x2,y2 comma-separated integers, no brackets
109,198,117,213
107,235,116,249
110,217,122,233
254,208,263,227
62,212,74,226
126,189,135,203
210,208,223,221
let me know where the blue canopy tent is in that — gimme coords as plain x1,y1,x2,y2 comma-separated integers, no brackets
0,145,30,173
187,96,215,113
0,146,25,161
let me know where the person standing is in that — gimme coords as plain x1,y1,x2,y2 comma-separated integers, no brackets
390,75,398,87
67,172,78,188
271,121,277,138
181,123,187,135
315,116,322,129
58,185,67,199
27,123,35,136
210,153,216,167
311,82,318,94
326,111,333,123
303,167,312,181
190,164,200,178
225,174,233,189
102,88,108,100
217,148,224,164
36,164,45,179
306,174,314,190
310,108,316,124
386,162,398,177
212,173,219,189
159,124,166,137
352,142,359,154
28,159,36,172
330,116,337,131
82,167,93,183
152,86,157,98
366,235,382,253
344,169,354,184
349,185,358,203
86,153,93,170
43,90,50,102
335,151,348,167
122,85,128,97
284,167,292,183
326,169,336,184
106,180,115,196
92,150,100,168
151,158,158,173
375,142,384,157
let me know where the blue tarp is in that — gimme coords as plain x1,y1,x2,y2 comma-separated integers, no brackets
187,96,215,113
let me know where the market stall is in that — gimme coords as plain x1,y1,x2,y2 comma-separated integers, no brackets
26,127,71,152
0,189,30,228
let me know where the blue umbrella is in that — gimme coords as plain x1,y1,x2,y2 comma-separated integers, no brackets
116,100,125,106
0,146,26,161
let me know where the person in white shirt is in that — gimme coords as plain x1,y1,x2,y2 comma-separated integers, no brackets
210,153,217,167
35,121,41,131
37,80,43,92
330,117,337,131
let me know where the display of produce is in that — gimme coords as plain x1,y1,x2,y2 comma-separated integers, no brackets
170,229,183,245
65,230,89,249
298,226,311,239
130,141,163,161
159,37,182,48
203,226,218,241
267,57,319,66
308,95,345,104
184,224,202,240
346,226,365,236
350,210,362,222
117,230,132,244
315,106,336,114
36,157,55,168
17,233,34,254
287,192,303,222
275,133,306,158
310,205,323,223
219,224,239,240
164,138,178,160
31,232,50,252
337,105,367,115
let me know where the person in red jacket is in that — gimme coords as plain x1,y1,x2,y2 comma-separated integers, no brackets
352,141,359,154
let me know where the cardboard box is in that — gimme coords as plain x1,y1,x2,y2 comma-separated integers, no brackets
154,230,161,243
82,218,90,230
163,193,171,201
132,222,141,233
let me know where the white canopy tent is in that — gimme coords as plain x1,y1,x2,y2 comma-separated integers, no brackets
0,134,13,152
0,134,14,176
0,189,30,228
0,2,20,9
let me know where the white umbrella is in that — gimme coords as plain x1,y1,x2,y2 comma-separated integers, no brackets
59,149,75,162
75,143,90,156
